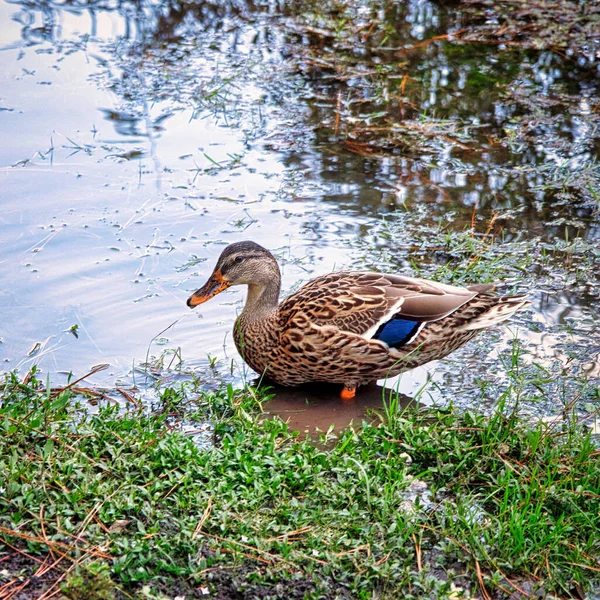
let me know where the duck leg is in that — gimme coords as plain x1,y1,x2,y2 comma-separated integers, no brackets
340,383,357,402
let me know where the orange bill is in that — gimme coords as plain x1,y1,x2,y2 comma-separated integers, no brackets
187,269,232,307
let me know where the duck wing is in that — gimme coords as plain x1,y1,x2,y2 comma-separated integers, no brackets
278,271,485,343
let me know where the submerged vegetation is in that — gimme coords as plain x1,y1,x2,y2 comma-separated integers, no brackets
288,0,600,211
1,370,599,599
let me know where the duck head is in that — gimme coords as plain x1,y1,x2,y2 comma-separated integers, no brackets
186,241,280,308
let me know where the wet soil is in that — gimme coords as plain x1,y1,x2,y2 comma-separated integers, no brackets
0,549,321,599
0,551,64,600
0,545,548,600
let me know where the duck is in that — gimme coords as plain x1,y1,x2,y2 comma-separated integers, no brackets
186,241,530,399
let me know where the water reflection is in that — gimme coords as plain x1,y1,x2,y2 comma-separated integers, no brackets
262,382,417,433
6,0,599,239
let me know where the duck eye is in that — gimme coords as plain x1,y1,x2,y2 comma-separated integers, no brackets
234,256,244,263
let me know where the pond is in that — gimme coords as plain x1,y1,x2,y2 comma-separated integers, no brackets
1,0,599,427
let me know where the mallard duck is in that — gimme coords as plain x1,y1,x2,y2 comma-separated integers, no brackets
187,241,529,399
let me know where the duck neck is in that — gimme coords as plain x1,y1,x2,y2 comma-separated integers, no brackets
241,279,280,322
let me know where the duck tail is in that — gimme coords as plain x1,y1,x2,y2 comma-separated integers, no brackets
457,295,531,332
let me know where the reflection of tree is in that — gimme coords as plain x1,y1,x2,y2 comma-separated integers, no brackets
284,1,600,225
9,0,59,45
8,0,276,47
151,0,267,43
7,0,600,243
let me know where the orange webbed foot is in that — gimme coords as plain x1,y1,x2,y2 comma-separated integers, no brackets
340,384,357,404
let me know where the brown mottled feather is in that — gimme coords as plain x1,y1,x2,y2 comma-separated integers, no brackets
187,241,530,392
278,272,479,335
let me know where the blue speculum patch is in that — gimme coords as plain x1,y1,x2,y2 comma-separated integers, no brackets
373,317,422,348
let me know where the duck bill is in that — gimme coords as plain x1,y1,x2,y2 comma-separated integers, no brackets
187,270,232,308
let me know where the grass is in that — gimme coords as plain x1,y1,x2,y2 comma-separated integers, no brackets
1,368,599,599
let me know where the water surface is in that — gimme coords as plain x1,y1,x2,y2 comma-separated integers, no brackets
1,0,599,429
